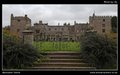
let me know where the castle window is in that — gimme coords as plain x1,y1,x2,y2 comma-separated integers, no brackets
103,19,105,22
62,28,64,30
55,28,57,30
36,30,39,33
17,19,20,22
49,28,51,31
17,29,19,32
102,29,105,33
102,24,105,27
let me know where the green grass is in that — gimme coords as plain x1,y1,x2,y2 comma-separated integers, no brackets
33,41,80,52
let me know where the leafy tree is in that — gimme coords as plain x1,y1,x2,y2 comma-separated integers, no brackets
111,16,117,33
80,32,117,69
3,28,41,69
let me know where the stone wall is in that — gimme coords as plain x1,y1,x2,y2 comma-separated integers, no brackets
33,21,89,41
10,13,112,41
10,14,31,38
89,14,112,34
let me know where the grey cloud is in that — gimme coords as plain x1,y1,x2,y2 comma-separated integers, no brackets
2,4,117,27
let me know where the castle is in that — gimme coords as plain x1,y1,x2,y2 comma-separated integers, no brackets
10,13,112,41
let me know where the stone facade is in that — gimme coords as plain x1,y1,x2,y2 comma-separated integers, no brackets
89,13,112,34
10,13,112,41
10,14,31,38
33,21,89,41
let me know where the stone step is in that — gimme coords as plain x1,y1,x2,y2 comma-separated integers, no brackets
33,62,92,67
47,55,81,59
44,52,81,55
42,59,85,62
30,52,96,70
29,67,96,71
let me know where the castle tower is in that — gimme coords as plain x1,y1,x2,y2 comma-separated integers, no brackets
10,14,31,38
89,13,112,34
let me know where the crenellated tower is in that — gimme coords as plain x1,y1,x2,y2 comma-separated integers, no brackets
10,14,31,38
89,13,112,34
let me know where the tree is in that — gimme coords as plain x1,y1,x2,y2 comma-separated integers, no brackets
111,16,117,33
80,32,117,69
3,28,41,69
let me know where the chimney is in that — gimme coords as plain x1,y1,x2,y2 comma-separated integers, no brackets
39,20,42,24
58,23,60,26
25,14,27,17
74,21,76,25
93,11,95,17
68,23,70,25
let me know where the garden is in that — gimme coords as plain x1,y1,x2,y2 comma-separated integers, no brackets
33,41,80,52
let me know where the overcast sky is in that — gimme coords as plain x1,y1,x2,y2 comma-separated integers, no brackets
2,4,117,27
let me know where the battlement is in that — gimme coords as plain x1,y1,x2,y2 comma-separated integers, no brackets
89,12,113,20
75,23,88,25
34,23,39,25
11,14,31,21
89,16,112,18
10,13,113,41
63,22,70,26
75,22,88,25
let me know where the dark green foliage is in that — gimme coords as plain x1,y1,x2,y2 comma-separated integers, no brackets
80,32,117,69
3,29,40,69
111,16,117,33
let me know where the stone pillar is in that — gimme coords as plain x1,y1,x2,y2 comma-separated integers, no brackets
22,29,33,45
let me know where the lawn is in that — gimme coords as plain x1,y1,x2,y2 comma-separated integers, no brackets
33,41,80,52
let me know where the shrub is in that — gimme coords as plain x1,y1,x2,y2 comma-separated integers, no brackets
80,32,117,69
111,16,117,33
3,29,41,69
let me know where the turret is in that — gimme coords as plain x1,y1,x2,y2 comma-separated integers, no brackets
11,13,14,18
10,13,14,26
93,11,95,18
74,21,76,25
93,13,95,17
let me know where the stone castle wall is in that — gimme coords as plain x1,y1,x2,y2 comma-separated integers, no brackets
10,13,112,41
10,14,31,38
89,14,112,34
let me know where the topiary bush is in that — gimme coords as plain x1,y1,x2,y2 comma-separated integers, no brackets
3,29,41,69
80,32,117,69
